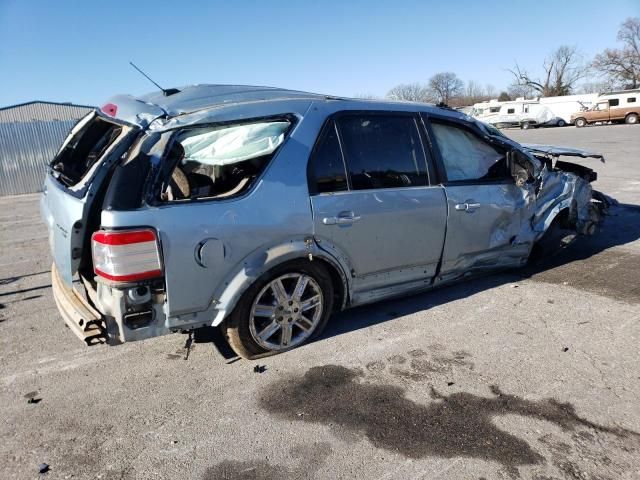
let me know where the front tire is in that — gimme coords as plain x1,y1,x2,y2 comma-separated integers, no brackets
223,260,334,359
575,118,587,128
557,119,566,127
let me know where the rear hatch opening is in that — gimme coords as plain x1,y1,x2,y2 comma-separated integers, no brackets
51,115,124,190
41,112,139,289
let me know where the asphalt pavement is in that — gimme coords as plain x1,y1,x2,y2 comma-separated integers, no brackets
1,124,639,479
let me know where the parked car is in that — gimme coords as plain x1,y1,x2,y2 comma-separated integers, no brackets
572,90,640,127
41,85,611,358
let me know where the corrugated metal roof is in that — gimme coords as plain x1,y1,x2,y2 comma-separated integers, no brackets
0,101,94,123
0,102,94,196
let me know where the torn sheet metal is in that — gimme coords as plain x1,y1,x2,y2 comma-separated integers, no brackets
533,167,598,235
521,144,605,162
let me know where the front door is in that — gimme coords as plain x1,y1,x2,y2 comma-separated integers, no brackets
308,113,447,299
589,102,611,122
424,116,532,283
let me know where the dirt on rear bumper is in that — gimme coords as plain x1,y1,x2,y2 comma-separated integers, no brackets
51,263,107,346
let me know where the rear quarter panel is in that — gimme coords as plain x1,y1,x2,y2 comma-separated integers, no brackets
100,108,326,319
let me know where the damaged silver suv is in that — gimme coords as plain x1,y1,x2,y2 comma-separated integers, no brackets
41,85,610,358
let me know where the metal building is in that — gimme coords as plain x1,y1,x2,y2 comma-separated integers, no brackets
0,101,94,196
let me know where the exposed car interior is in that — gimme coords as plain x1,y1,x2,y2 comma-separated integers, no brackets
52,117,122,188
161,120,290,201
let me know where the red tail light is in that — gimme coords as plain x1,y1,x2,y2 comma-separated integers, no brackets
101,103,118,117
91,229,162,282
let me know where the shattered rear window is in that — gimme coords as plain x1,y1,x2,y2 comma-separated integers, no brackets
51,116,123,187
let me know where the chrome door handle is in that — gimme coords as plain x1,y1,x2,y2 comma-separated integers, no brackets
336,215,361,224
322,212,361,225
454,202,481,212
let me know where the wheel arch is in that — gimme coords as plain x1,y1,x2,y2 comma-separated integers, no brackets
210,239,350,327
533,200,574,240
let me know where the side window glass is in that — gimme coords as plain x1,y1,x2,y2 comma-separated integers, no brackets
609,99,620,107
430,122,508,182
336,115,428,190
308,123,348,194
161,120,290,201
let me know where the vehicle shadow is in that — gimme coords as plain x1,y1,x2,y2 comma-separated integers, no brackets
0,270,51,287
319,203,640,342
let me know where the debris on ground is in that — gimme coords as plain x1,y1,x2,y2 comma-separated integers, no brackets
447,382,455,386
253,365,267,373
183,331,193,360
24,391,41,404
38,463,49,474
563,347,570,352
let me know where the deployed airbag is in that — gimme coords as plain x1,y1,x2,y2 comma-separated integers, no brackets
178,121,290,166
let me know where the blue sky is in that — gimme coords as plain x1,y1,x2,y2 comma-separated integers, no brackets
0,0,638,107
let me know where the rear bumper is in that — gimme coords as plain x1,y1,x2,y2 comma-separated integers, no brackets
51,263,108,346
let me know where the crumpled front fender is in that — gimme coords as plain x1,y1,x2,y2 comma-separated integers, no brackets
533,168,601,237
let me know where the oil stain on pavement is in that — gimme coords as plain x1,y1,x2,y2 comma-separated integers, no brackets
259,364,638,478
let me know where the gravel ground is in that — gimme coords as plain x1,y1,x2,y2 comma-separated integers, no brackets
1,124,639,480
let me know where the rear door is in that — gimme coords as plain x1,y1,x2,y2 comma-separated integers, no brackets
422,114,531,283
41,113,137,285
309,112,447,300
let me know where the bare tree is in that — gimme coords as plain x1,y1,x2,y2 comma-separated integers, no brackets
428,72,464,104
507,83,537,99
592,17,640,89
484,84,497,99
576,80,616,95
465,80,484,101
509,46,587,97
386,83,432,102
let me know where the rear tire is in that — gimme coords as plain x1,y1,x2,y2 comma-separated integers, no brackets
574,118,587,128
625,113,638,125
557,119,566,127
223,259,334,359
521,122,531,130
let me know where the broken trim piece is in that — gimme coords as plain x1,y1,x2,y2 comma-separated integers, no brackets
521,144,605,163
51,263,107,346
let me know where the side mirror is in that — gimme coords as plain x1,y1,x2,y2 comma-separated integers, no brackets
506,149,535,187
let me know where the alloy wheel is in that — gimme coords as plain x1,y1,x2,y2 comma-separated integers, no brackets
248,273,324,351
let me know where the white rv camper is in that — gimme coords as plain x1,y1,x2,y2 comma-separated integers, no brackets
471,98,546,128
539,94,598,125
471,93,599,128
